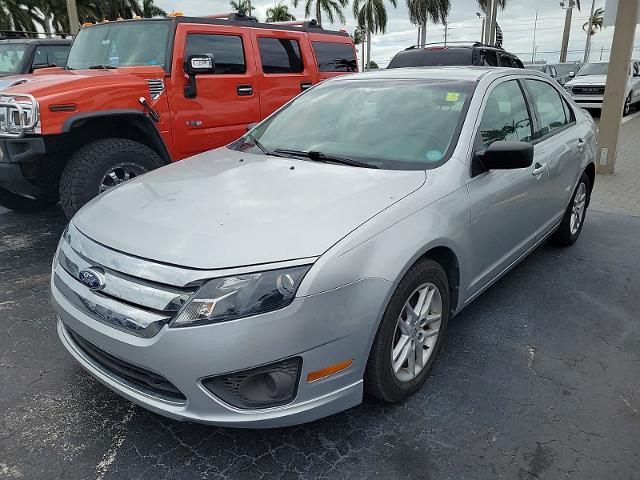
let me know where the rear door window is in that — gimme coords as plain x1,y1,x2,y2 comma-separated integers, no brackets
524,79,570,137
185,34,246,74
312,42,357,72
477,80,533,148
258,38,303,74
32,45,70,69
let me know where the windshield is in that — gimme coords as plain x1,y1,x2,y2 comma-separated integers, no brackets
66,21,171,69
578,62,608,76
553,63,578,76
231,79,474,170
0,44,28,74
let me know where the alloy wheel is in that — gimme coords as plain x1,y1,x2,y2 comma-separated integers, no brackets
570,182,587,235
99,163,148,193
391,282,443,382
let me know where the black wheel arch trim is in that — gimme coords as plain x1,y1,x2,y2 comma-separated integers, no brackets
61,110,172,165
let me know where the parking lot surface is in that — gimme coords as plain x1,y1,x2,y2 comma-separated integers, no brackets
1,205,639,480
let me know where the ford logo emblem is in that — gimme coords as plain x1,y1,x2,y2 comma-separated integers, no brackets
78,268,106,291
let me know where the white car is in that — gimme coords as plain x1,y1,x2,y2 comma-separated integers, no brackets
565,60,640,115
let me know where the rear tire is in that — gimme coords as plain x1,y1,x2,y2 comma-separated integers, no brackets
59,138,163,219
0,186,58,213
549,172,590,247
624,94,632,116
364,258,450,403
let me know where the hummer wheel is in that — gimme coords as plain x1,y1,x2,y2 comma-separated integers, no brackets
59,138,164,219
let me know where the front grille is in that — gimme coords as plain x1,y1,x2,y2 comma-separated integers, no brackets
147,79,165,99
54,227,197,338
67,327,186,403
571,85,605,95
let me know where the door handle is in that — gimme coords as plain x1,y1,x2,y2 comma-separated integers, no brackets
236,84,253,96
532,162,547,176
300,82,313,92
577,138,586,151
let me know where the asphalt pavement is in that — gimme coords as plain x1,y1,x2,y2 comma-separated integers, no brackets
1,202,638,480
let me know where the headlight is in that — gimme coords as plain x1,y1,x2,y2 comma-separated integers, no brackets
171,265,311,327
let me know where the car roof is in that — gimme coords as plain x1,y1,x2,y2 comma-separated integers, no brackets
333,66,531,82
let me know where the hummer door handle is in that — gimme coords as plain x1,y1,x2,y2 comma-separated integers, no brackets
237,84,253,96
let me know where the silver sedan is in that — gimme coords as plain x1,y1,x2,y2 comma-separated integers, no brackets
51,67,597,428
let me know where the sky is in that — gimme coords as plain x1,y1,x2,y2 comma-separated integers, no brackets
153,0,639,67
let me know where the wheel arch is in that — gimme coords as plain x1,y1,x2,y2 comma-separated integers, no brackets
584,162,595,207
60,111,172,166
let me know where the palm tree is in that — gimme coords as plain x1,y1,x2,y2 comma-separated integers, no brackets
230,0,255,16
583,7,604,35
293,0,349,26
141,0,166,17
0,0,40,35
353,0,397,70
266,2,296,22
407,0,449,47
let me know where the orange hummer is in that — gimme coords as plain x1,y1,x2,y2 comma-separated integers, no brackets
0,14,357,218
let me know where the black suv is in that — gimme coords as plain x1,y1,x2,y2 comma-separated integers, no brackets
388,42,524,69
0,38,72,77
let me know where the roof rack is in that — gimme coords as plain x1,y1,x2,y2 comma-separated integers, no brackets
271,19,322,29
404,41,502,50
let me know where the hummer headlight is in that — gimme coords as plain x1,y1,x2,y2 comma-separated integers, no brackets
171,265,311,327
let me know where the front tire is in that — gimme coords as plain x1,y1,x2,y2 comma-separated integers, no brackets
59,138,163,219
0,186,58,213
549,172,590,247
365,258,450,403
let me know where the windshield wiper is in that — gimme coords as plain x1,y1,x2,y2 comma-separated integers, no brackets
272,149,378,169
88,64,117,70
246,131,272,156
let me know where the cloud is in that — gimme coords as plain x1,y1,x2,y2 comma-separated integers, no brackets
154,0,639,66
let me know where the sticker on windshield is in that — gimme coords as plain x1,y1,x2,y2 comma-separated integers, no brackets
425,150,443,162
445,92,461,102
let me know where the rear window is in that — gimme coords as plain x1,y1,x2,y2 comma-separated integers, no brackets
258,38,303,74
387,47,473,68
312,42,357,72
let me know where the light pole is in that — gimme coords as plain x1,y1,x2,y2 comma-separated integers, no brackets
584,0,596,63
531,10,538,64
559,0,576,63
477,12,485,43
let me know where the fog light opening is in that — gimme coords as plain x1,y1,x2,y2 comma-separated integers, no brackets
202,357,302,409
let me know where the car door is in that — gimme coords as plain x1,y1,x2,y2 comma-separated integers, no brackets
251,30,318,117
169,24,261,160
522,78,585,228
466,78,550,296
630,61,640,104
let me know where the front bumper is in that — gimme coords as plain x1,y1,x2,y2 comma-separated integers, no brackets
52,268,392,428
0,136,47,196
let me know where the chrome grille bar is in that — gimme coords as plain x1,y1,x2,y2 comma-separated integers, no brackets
0,92,39,138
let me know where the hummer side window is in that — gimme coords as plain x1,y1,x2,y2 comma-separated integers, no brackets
185,34,246,74
258,38,304,74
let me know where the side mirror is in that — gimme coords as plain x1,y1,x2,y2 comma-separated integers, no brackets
184,54,215,99
569,71,575,78
473,141,534,176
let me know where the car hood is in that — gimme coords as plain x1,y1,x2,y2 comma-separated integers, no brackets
567,74,608,86
72,148,426,270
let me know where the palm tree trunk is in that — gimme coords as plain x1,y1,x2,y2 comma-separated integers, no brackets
420,22,427,47
366,27,371,70
361,40,365,71
316,1,321,26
